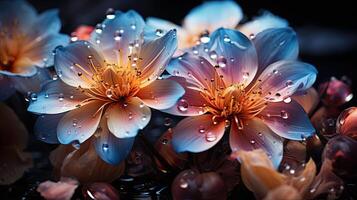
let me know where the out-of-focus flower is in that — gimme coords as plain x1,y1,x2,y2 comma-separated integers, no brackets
171,169,227,200
166,27,316,167
0,103,32,185
235,149,344,200
311,106,341,139
28,10,183,165
0,0,69,100
71,25,94,41
49,138,125,183
318,77,353,107
147,1,287,49
82,182,120,200
37,177,78,200
336,107,357,139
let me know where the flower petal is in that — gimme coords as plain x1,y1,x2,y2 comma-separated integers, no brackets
292,88,319,115
28,80,87,114
255,60,317,102
161,76,207,116
21,33,70,67
94,117,134,165
106,97,151,138
230,118,283,168
11,68,51,94
0,75,15,101
183,1,243,35
171,114,226,153
203,28,258,86
253,28,298,72
29,9,61,37
57,100,104,144
166,53,224,90
37,178,78,200
54,41,104,88
146,17,182,32
34,114,64,144
90,10,145,63
136,79,184,110
137,29,177,87
260,100,315,140
239,12,288,38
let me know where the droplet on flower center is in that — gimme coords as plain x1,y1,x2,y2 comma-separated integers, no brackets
177,99,189,112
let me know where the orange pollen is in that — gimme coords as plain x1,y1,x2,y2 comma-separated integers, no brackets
201,83,267,121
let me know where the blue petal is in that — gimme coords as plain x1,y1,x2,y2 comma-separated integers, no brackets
260,100,315,140
90,10,145,63
200,28,258,86
253,28,298,72
255,60,317,102
30,9,61,37
184,1,242,34
94,117,134,165
34,114,64,144
28,80,87,114
12,68,51,94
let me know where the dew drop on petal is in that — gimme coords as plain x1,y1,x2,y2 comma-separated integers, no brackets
72,119,78,127
164,117,172,126
223,35,231,42
30,93,37,101
179,179,188,189
102,143,109,152
205,132,217,142
58,93,64,102
249,33,255,39
139,102,145,108
199,31,210,43
217,57,227,68
155,29,164,36
128,112,133,120
106,8,115,19
106,88,113,98
286,80,293,87
283,97,292,103
280,110,288,119
209,51,217,60
52,74,58,80
177,99,189,112
141,115,147,121
198,126,205,134
95,24,103,34
250,140,256,144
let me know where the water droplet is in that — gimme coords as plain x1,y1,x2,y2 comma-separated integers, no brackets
164,118,172,126
77,72,83,76
289,169,295,174
71,140,80,149
141,115,147,121
217,57,227,68
102,143,109,151
258,132,263,137
243,72,250,79
155,29,164,36
198,126,205,134
225,120,230,128
72,119,78,127
44,93,49,98
283,97,292,103
95,24,103,34
139,102,144,108
30,93,37,101
209,51,217,60
177,99,189,112
273,69,278,74
310,188,316,193
192,47,199,55
106,8,115,19
223,35,231,42
106,88,113,98
249,33,255,39
199,31,210,43
58,93,64,101
130,23,136,30
250,140,256,144
280,110,288,119
70,36,78,42
285,80,293,87
128,112,133,120
52,74,58,80
114,30,122,41
279,40,286,46
205,132,217,142
161,138,168,144
179,180,188,188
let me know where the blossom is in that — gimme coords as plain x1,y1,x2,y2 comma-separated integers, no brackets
147,1,287,49
0,0,69,100
37,177,79,200
28,10,183,165
71,25,94,41
165,27,317,167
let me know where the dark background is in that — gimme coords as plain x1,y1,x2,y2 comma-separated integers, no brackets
27,0,357,105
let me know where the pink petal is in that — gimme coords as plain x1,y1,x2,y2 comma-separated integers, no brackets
171,114,226,153
229,118,283,168
136,79,184,110
37,177,78,200
260,100,315,140
292,88,319,114
57,100,104,144
106,97,151,138
162,76,207,116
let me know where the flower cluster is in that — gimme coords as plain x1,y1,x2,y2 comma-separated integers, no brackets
0,0,356,200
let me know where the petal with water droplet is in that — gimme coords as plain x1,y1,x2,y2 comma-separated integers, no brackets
253,28,298,72
94,117,134,165
172,114,226,153
137,79,184,110
57,100,104,144
28,80,87,114
106,97,151,138
230,118,283,168
260,100,315,140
